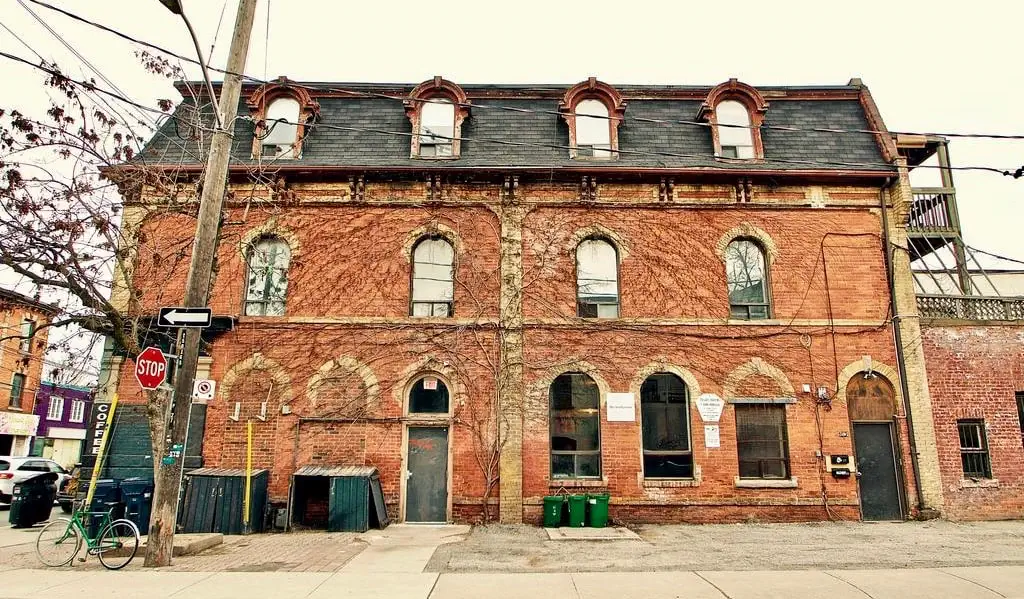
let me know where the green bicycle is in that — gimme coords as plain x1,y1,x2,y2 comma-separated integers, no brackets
35,500,140,569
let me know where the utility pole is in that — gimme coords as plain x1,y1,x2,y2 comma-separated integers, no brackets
145,0,258,567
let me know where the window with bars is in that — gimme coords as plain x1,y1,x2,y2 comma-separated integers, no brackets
244,237,291,316
9,373,25,409
46,396,64,421
735,403,790,479
550,372,601,478
957,419,992,479
411,237,455,317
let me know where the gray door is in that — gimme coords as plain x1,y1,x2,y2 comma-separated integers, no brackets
406,427,448,522
853,423,903,521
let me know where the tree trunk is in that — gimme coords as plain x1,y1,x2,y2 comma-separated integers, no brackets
144,388,173,567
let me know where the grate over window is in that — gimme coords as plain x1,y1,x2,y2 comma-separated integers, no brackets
957,419,992,479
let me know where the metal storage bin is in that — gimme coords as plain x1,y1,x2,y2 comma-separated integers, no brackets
8,472,57,528
290,466,389,533
120,477,154,535
178,468,268,534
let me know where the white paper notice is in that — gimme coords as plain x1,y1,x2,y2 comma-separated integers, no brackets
696,393,725,422
607,392,636,422
704,424,721,448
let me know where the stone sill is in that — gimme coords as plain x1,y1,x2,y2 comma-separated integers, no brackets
960,478,999,489
643,478,699,488
550,478,608,489
735,477,798,489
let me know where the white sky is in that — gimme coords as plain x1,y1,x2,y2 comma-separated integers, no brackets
1,0,1022,269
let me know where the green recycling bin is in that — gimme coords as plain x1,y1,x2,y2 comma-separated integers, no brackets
542,496,564,528
566,494,587,528
587,494,609,528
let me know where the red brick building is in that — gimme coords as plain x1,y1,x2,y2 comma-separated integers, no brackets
103,76,952,524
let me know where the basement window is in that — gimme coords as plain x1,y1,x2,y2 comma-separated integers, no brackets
958,419,992,479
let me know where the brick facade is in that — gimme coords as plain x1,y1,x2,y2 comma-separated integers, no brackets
0,291,55,457
921,324,1024,520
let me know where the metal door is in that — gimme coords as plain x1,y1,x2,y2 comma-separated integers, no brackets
405,427,448,523
853,423,903,521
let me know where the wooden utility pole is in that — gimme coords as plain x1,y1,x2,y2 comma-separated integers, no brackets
145,0,258,567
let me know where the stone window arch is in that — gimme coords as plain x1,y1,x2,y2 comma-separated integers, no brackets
404,76,471,159
697,79,768,160
305,356,380,418
559,78,626,160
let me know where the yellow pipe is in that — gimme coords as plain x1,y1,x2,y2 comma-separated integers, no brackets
243,419,252,532
84,394,118,508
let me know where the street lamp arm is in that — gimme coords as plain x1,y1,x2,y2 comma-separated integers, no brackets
174,3,223,130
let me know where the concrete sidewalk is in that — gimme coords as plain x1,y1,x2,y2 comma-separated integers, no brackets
0,566,1020,598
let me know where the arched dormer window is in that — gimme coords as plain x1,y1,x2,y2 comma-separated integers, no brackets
404,77,470,159
247,77,320,160
698,79,768,160
560,78,626,160
724,238,770,319
411,236,455,317
576,238,619,318
244,237,291,316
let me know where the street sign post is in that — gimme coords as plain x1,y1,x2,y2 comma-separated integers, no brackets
135,346,168,390
158,307,213,328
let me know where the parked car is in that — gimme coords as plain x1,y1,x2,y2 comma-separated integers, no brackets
0,456,71,504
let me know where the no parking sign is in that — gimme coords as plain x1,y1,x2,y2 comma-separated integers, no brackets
193,379,216,401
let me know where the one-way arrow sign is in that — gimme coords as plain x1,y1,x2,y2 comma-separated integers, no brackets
158,307,213,328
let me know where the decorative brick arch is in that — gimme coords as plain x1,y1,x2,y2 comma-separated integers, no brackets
629,360,702,400
219,352,294,405
401,222,465,261
722,357,795,401
238,217,302,259
714,222,777,265
569,224,630,261
306,355,380,414
526,359,611,412
836,359,903,414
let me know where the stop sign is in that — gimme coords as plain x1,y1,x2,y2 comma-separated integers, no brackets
135,346,168,390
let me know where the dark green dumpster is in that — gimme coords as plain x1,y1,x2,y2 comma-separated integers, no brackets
587,494,609,528
178,468,268,534
542,496,564,528
120,478,154,535
86,478,122,538
566,494,587,528
290,465,390,532
9,472,57,528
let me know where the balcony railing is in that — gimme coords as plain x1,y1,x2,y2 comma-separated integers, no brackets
917,294,1024,321
907,188,958,234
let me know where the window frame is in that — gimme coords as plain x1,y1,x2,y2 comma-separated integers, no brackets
409,236,456,318
69,399,85,424
640,373,693,479
404,77,471,160
1016,391,1024,447
559,78,626,160
549,372,602,480
243,236,292,317
957,419,992,479
575,237,621,319
697,79,769,161
715,100,756,159
406,374,451,416
46,396,64,421
9,372,26,409
724,237,772,320
246,80,320,160
19,318,35,354
735,403,791,480
259,96,302,160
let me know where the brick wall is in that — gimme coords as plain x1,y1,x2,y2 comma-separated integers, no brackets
921,324,1024,520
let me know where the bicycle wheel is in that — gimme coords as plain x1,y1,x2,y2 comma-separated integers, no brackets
96,519,139,570
36,518,81,567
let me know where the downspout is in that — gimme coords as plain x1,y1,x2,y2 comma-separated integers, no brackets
879,181,926,515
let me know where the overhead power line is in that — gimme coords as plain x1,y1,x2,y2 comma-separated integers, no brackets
22,0,1024,143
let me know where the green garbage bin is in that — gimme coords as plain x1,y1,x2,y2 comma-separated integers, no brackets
542,496,564,528
566,495,587,528
587,494,609,528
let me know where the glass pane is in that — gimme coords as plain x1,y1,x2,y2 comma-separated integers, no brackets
736,404,788,478
641,374,689,452
412,238,454,302
577,239,618,303
551,454,575,478
576,454,601,477
575,99,611,154
420,100,455,149
725,240,767,305
550,373,599,410
716,100,753,151
412,302,433,317
596,303,619,318
551,415,600,451
409,377,449,413
644,454,693,478
264,97,300,158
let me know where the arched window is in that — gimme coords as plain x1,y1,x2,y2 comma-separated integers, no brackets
574,99,611,158
244,237,291,316
411,237,455,317
550,372,601,478
418,99,456,158
641,373,692,478
716,100,754,159
409,375,449,414
262,97,301,159
576,238,619,318
724,238,770,319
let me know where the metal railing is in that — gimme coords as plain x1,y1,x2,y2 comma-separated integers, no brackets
907,188,958,233
917,294,1024,321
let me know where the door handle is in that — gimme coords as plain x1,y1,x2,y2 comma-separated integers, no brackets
406,470,413,480
855,471,862,478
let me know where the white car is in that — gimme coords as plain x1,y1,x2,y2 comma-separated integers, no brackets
0,456,71,504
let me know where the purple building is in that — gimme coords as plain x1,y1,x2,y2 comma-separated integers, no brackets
32,382,93,469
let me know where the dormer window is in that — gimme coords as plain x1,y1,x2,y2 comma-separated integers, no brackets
405,77,470,159
262,97,300,159
560,78,626,160
246,77,320,160
698,79,769,161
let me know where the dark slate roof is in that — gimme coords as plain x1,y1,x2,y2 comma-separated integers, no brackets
138,83,893,173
